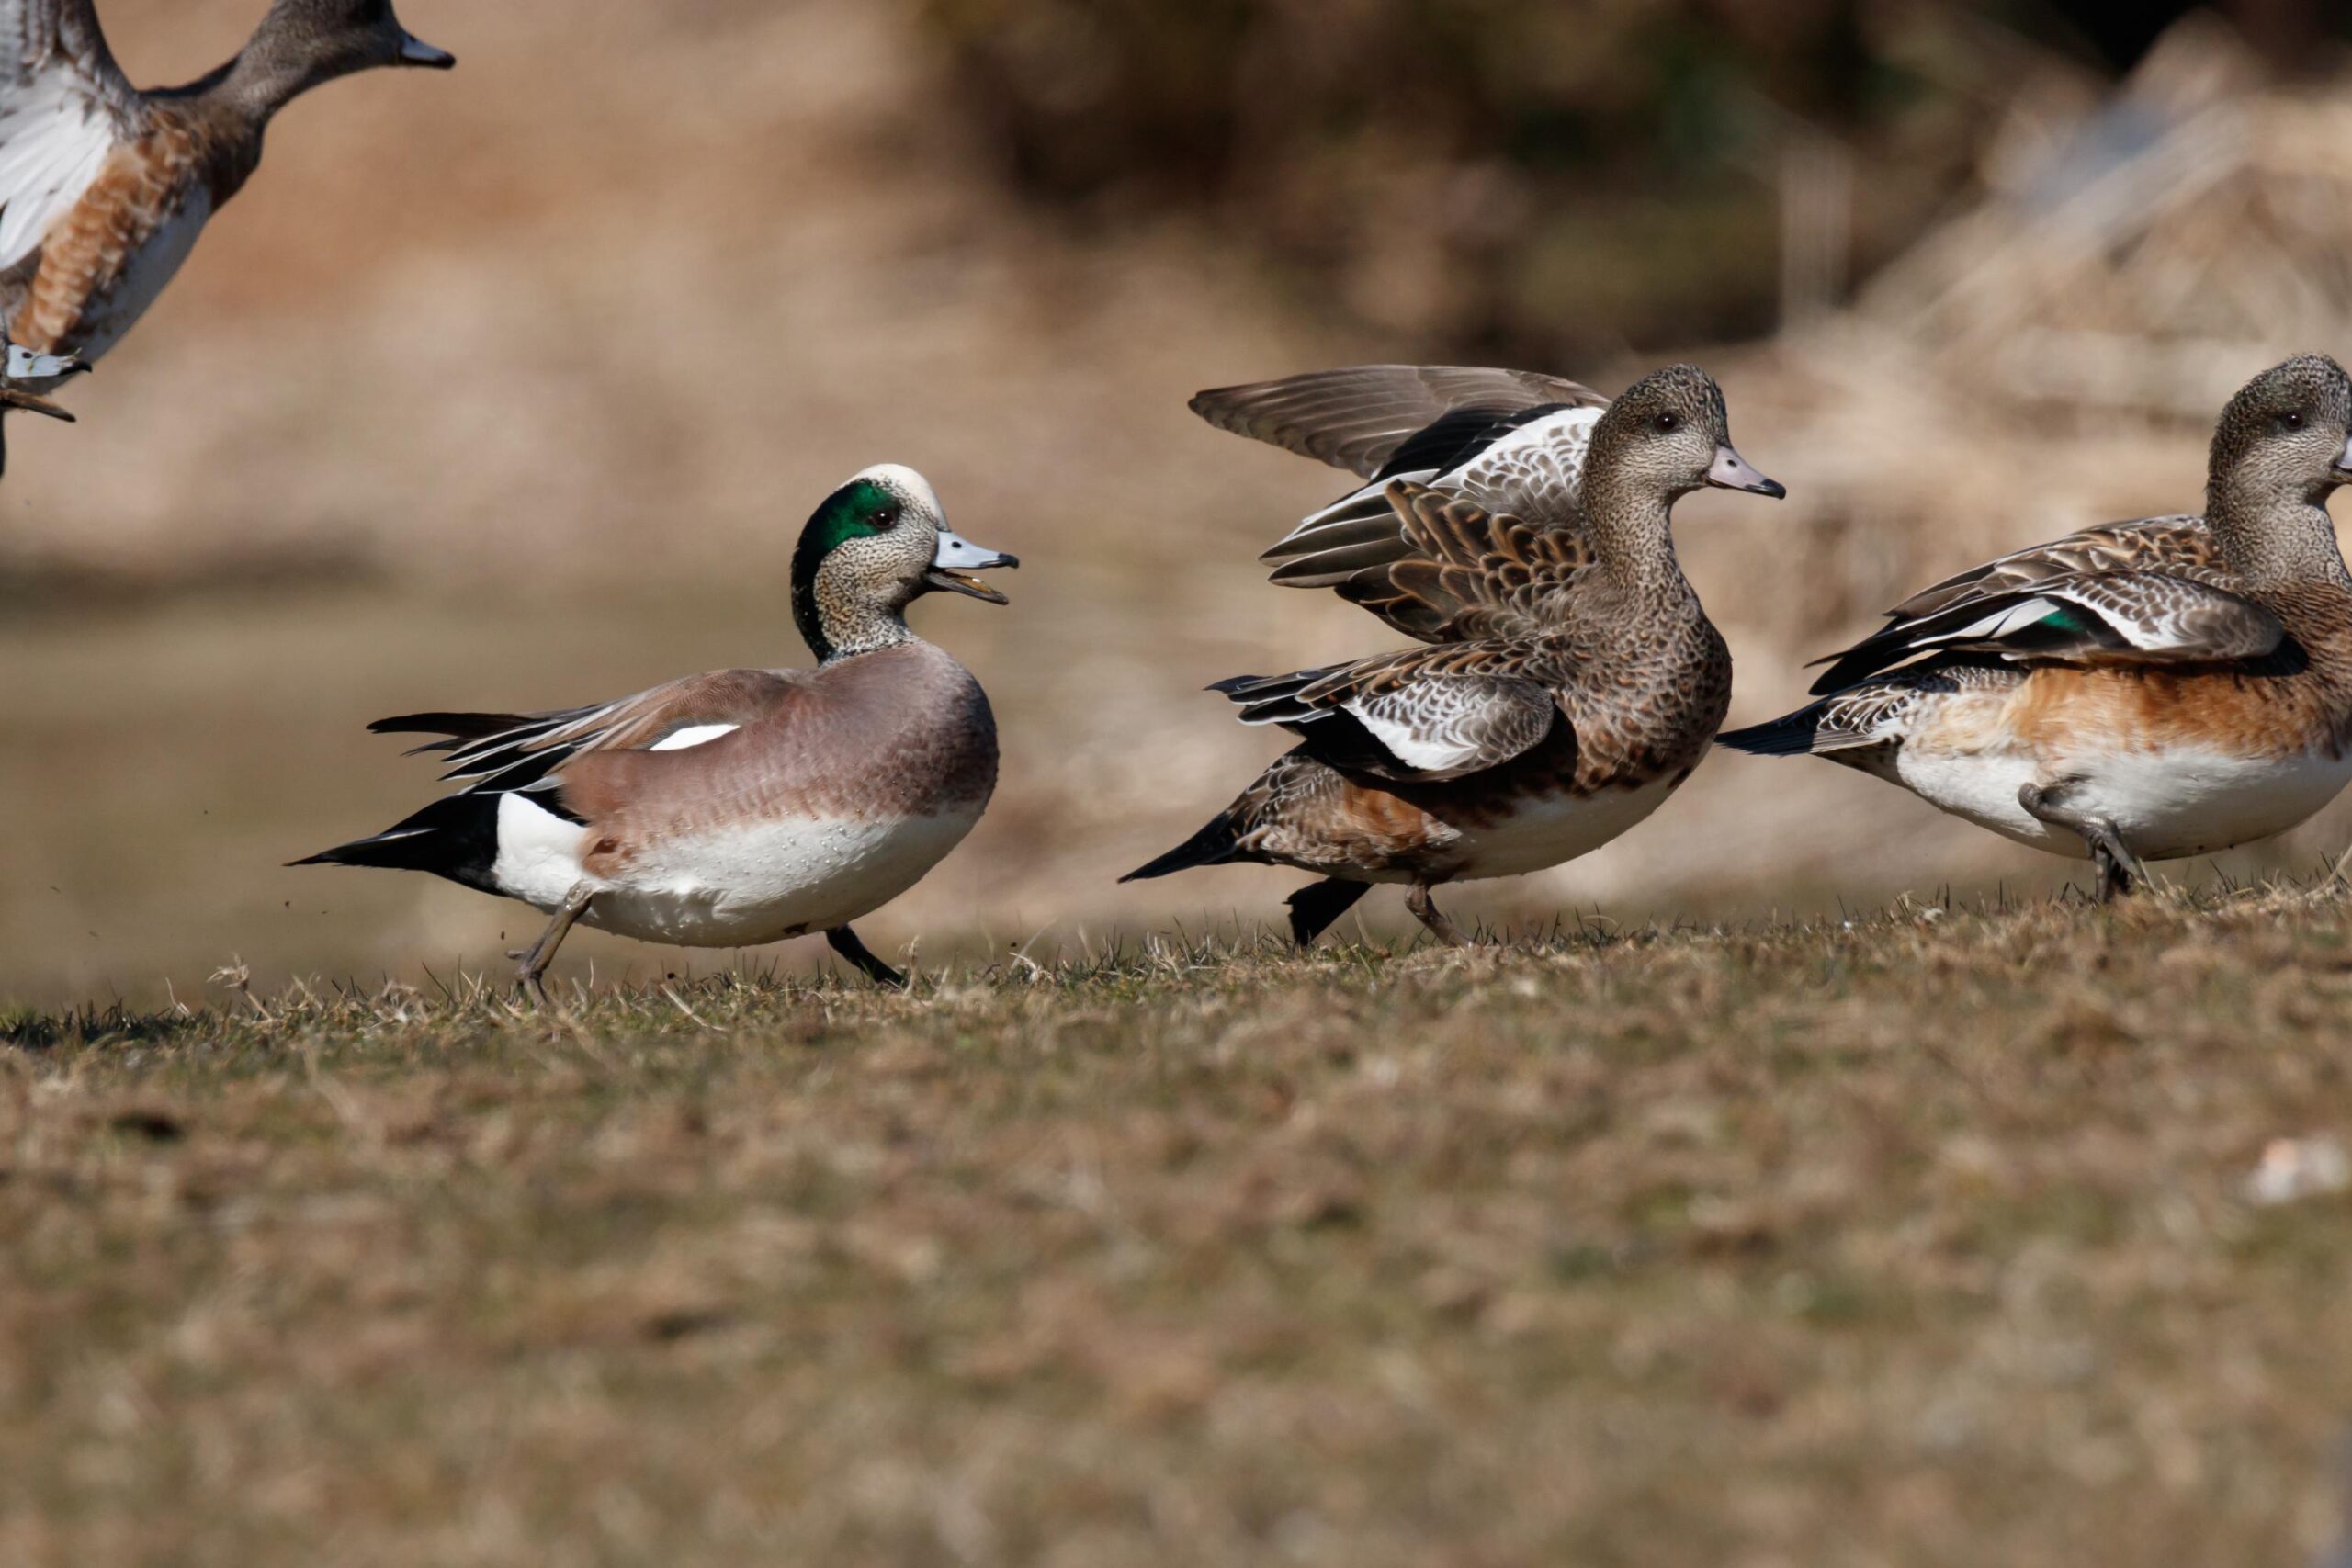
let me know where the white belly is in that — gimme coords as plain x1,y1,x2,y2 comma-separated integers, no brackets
1895,743,2352,861
489,793,981,947
1449,773,1682,881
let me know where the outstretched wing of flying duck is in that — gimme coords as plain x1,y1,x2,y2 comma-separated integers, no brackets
0,0,143,292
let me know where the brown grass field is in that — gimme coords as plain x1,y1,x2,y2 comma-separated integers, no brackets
7,886,2352,1564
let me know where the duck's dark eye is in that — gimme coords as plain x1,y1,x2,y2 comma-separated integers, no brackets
870,504,900,528
1653,412,1679,434
2284,411,2306,431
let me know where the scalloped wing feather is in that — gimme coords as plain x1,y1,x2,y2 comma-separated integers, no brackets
1269,481,1590,645
1808,570,2283,694
1886,514,2221,620
1216,642,1562,782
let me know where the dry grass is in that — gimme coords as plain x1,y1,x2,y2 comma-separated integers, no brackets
7,887,2352,1563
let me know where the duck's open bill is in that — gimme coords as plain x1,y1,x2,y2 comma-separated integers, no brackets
1706,444,1784,498
925,529,1018,604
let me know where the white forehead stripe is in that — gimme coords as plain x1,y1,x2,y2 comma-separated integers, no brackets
846,462,941,515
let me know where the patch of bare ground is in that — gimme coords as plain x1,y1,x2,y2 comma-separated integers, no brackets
6,885,2352,1562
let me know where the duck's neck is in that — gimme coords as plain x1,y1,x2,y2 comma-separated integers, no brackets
793,576,914,665
1579,465,1696,610
2208,475,2352,598
204,9,353,125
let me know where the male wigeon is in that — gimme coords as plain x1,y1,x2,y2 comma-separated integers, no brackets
296,466,1018,998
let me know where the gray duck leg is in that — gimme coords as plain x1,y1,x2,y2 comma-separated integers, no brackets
1405,882,1468,946
2019,781,2146,903
510,884,594,1001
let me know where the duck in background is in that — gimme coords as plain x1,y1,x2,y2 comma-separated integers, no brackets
296,466,1018,1000
1126,364,1784,947
1719,355,2352,902
0,0,455,466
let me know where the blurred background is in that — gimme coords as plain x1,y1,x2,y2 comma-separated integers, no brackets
7,0,2352,1007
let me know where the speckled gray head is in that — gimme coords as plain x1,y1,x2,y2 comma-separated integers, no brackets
2210,353,2352,506
1594,363,1784,502
791,464,1018,660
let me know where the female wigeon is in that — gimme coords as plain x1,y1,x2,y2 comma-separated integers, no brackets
1126,364,1784,946
1719,354,2352,901
296,466,1018,998
0,0,454,412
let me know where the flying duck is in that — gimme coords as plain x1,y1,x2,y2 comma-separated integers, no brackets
295,465,1017,998
1719,354,2352,901
0,0,454,461
1126,364,1784,946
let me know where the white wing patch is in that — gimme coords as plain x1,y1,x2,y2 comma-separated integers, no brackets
1927,598,2062,646
1464,405,1602,470
0,67,114,270
649,722,740,751
1342,696,1484,773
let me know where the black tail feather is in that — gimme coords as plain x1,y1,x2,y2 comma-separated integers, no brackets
1121,811,1245,882
368,711,543,739
1714,705,1828,757
1286,877,1370,946
289,792,506,893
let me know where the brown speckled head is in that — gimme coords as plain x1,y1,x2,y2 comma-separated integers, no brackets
1589,364,1731,502
1580,364,1780,587
2206,354,2352,589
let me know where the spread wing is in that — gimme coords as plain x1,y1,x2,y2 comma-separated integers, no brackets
368,669,807,796
1213,642,1561,782
1883,514,2221,620
1265,480,1591,645
0,0,141,275
1808,569,2284,694
1190,364,1606,479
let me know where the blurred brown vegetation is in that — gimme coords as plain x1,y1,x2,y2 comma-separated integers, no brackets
918,0,2352,356
9,0,2352,1004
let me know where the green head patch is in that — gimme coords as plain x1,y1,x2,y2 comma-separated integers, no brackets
793,478,907,659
